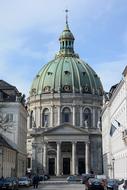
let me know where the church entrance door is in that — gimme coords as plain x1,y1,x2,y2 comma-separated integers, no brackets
78,158,85,174
48,158,55,175
63,158,70,175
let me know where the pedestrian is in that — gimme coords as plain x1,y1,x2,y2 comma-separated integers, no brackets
33,174,40,189
84,178,90,190
101,179,107,190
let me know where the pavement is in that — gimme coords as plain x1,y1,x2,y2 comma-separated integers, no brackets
19,177,85,190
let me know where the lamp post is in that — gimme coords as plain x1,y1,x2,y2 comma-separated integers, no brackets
0,146,3,177
112,158,115,179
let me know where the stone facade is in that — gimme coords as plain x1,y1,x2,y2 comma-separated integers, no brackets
27,93,103,175
27,19,103,176
0,80,27,177
102,66,127,179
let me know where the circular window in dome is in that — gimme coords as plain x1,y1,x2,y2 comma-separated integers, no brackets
82,86,89,93
63,85,72,92
44,86,51,93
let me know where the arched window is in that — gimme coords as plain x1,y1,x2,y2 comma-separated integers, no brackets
62,107,71,123
83,108,91,127
42,108,49,127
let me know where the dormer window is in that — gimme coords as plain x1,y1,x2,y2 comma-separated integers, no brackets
64,70,70,75
47,72,53,75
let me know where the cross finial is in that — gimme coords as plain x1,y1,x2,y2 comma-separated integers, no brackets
65,9,69,25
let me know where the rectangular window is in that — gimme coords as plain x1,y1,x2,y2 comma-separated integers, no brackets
27,158,31,168
64,113,69,122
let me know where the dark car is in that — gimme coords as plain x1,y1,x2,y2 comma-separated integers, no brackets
81,173,95,184
88,178,106,190
107,179,118,190
0,178,5,189
3,177,18,190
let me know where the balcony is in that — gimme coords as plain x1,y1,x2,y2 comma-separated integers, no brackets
122,129,127,143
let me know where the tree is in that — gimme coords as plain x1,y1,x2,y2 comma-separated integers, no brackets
0,112,13,132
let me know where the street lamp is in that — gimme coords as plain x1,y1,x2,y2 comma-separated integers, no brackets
112,158,115,179
0,146,3,177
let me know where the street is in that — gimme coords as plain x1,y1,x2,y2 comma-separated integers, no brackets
19,183,85,190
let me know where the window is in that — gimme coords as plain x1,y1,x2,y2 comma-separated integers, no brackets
83,108,91,127
27,158,31,168
30,111,33,128
62,107,71,123
42,108,49,127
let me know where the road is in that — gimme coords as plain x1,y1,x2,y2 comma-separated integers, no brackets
19,183,85,190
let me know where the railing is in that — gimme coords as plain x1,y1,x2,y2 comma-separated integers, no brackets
122,129,127,143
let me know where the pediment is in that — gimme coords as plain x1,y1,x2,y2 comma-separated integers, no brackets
44,124,88,135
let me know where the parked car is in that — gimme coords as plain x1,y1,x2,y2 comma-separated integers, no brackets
118,179,127,190
81,173,95,184
0,178,5,189
88,178,106,190
107,179,119,190
18,176,32,187
3,177,18,190
67,175,81,183
39,174,50,181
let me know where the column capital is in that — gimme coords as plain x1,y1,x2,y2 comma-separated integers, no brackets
72,141,77,144
56,141,61,145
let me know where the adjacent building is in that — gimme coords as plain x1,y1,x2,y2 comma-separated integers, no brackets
0,80,27,177
102,66,127,179
0,134,17,177
27,18,104,176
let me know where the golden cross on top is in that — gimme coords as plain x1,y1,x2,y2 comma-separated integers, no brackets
65,9,69,24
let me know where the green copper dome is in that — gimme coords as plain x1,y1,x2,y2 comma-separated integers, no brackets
30,21,103,96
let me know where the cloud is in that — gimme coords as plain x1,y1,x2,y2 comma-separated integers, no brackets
93,56,127,92
0,0,127,97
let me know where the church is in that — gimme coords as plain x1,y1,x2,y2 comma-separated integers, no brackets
27,14,103,176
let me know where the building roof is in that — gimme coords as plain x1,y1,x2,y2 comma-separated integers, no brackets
0,80,19,102
0,134,17,152
30,20,103,96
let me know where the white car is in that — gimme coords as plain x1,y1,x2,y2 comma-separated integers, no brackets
119,180,127,190
18,176,31,186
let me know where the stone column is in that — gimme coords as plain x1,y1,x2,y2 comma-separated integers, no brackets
40,106,42,127
50,106,53,127
85,142,89,174
34,107,36,124
27,112,30,129
56,142,61,176
93,108,95,127
72,141,76,175
80,107,83,127
73,106,76,126
57,106,61,126
43,142,47,172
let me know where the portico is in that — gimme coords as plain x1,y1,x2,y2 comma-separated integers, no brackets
42,140,89,176
30,124,90,176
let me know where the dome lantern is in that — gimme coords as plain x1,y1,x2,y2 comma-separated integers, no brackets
58,10,76,57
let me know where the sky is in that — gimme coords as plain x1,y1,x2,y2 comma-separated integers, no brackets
0,0,127,97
